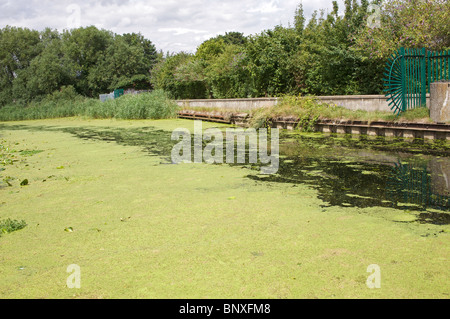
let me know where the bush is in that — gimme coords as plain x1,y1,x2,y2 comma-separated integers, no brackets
43,86,82,103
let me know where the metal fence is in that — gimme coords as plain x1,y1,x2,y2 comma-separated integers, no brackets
99,89,152,102
384,48,450,115
386,162,449,210
99,89,124,102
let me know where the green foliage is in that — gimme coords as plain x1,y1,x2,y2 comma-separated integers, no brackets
399,106,430,121
150,1,381,99
354,0,450,59
13,35,75,101
250,95,328,128
0,218,27,236
297,114,320,132
216,32,247,46
44,85,82,103
1,1,448,113
0,26,42,105
294,2,306,35
196,38,227,61
0,89,179,121
244,26,301,97
248,93,431,129
151,0,449,100
88,33,156,93
113,90,179,120
0,26,157,105
207,45,250,98
151,52,208,99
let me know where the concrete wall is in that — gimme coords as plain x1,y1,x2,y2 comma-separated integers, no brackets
316,95,429,112
176,97,279,111
430,82,450,123
99,93,115,102
175,95,431,113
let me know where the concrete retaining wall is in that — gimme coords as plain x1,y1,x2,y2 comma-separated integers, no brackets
316,95,429,112
430,82,450,123
176,95,431,113
176,98,278,111
178,111,450,140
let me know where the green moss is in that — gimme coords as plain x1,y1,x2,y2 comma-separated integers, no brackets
0,118,448,299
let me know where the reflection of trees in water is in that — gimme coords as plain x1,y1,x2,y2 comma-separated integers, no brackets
386,161,449,211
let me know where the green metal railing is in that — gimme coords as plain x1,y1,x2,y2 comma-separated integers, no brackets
386,162,449,210
384,48,450,115
114,89,124,99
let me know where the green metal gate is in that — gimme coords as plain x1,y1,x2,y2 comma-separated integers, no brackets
384,48,450,115
386,162,449,210
114,89,124,99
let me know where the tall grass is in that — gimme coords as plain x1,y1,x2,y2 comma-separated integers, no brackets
249,95,432,128
113,90,179,120
0,89,180,122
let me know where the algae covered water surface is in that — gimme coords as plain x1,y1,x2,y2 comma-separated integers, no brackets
251,131,450,224
0,118,448,298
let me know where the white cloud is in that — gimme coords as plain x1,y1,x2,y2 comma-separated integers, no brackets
0,0,338,53
158,28,208,36
247,0,282,14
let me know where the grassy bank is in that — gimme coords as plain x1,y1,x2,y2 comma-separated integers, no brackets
250,96,433,129
178,95,433,129
0,89,179,122
1,91,434,127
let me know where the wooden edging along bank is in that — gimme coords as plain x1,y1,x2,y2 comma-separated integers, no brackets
177,111,450,140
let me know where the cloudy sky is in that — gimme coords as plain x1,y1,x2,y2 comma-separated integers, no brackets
0,0,336,53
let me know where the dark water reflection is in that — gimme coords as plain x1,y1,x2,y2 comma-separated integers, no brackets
246,132,449,223
1,124,449,224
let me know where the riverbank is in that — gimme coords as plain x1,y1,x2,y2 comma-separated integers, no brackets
178,110,450,140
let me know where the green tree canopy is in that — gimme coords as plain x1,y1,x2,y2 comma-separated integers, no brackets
0,26,157,105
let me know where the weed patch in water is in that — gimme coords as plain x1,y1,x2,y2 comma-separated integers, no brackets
0,218,27,236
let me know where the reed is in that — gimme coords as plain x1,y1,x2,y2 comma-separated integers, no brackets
0,89,179,121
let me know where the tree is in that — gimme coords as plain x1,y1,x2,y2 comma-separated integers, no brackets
0,26,42,105
288,0,379,95
88,34,154,94
62,26,114,96
12,33,75,101
122,32,157,68
354,0,450,59
244,26,301,97
217,32,247,46
207,45,250,98
151,52,207,99
294,2,306,35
